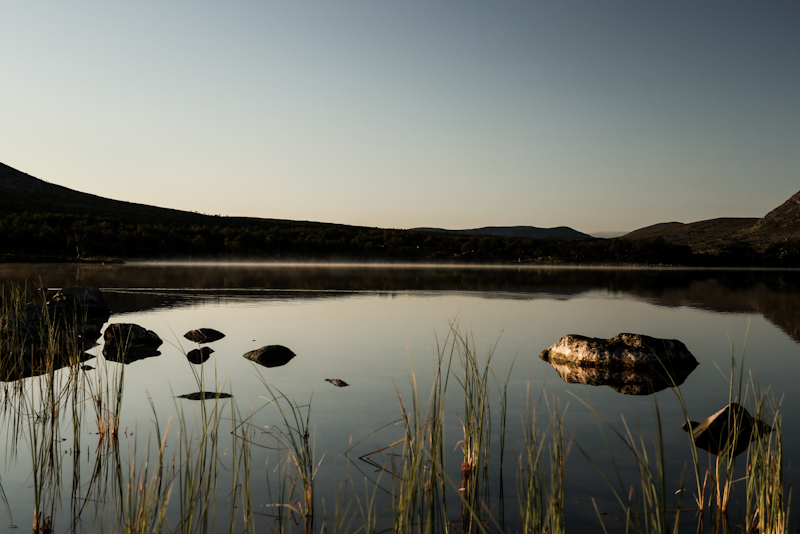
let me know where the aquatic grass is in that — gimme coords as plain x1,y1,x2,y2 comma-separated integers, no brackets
744,385,788,534
517,385,568,534
247,377,317,533
569,389,688,534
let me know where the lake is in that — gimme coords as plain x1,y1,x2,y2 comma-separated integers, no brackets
1,262,798,533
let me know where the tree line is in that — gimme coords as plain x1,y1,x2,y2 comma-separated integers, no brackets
1,211,798,267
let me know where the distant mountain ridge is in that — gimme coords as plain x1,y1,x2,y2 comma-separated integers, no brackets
413,226,592,239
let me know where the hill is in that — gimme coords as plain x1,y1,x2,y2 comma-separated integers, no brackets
621,190,800,254
412,226,591,240
0,162,335,230
734,190,800,244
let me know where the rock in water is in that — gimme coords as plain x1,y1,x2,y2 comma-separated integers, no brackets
187,347,214,365
178,391,233,401
243,345,296,368
103,323,163,363
104,323,162,348
184,328,225,344
681,402,772,457
325,378,349,387
539,333,697,368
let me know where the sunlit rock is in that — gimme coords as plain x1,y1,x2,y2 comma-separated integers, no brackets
243,345,296,368
184,328,225,344
540,333,698,368
546,359,697,395
325,378,349,387
682,402,772,457
187,347,214,365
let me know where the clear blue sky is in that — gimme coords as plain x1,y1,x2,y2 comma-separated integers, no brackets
2,1,798,234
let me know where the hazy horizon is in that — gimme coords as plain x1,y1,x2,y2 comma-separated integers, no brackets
2,2,798,234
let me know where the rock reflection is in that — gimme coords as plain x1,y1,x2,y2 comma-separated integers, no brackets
543,359,698,395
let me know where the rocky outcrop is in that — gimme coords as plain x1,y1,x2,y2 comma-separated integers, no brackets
546,359,697,395
102,323,162,363
540,333,697,369
184,328,225,344
243,345,296,368
682,402,772,456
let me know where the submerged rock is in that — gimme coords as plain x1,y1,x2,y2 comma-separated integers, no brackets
540,333,698,369
104,323,162,348
325,378,349,387
243,345,296,368
186,347,214,365
178,391,233,401
184,328,225,344
546,359,697,395
682,403,772,457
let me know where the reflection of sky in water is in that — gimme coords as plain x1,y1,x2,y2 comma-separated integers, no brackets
1,266,798,532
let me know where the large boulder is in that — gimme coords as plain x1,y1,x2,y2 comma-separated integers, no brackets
682,402,772,457
540,333,698,369
243,345,296,368
184,328,225,344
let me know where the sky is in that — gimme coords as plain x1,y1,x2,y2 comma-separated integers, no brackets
2,2,799,235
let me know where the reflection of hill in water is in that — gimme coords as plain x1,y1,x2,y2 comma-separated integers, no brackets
3,264,799,344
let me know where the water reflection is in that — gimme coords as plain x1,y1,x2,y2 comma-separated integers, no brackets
3,264,795,343
542,359,698,395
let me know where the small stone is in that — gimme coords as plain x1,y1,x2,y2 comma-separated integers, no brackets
187,347,214,365
243,345,296,368
184,328,225,344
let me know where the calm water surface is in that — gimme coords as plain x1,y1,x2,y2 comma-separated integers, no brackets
1,263,798,532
